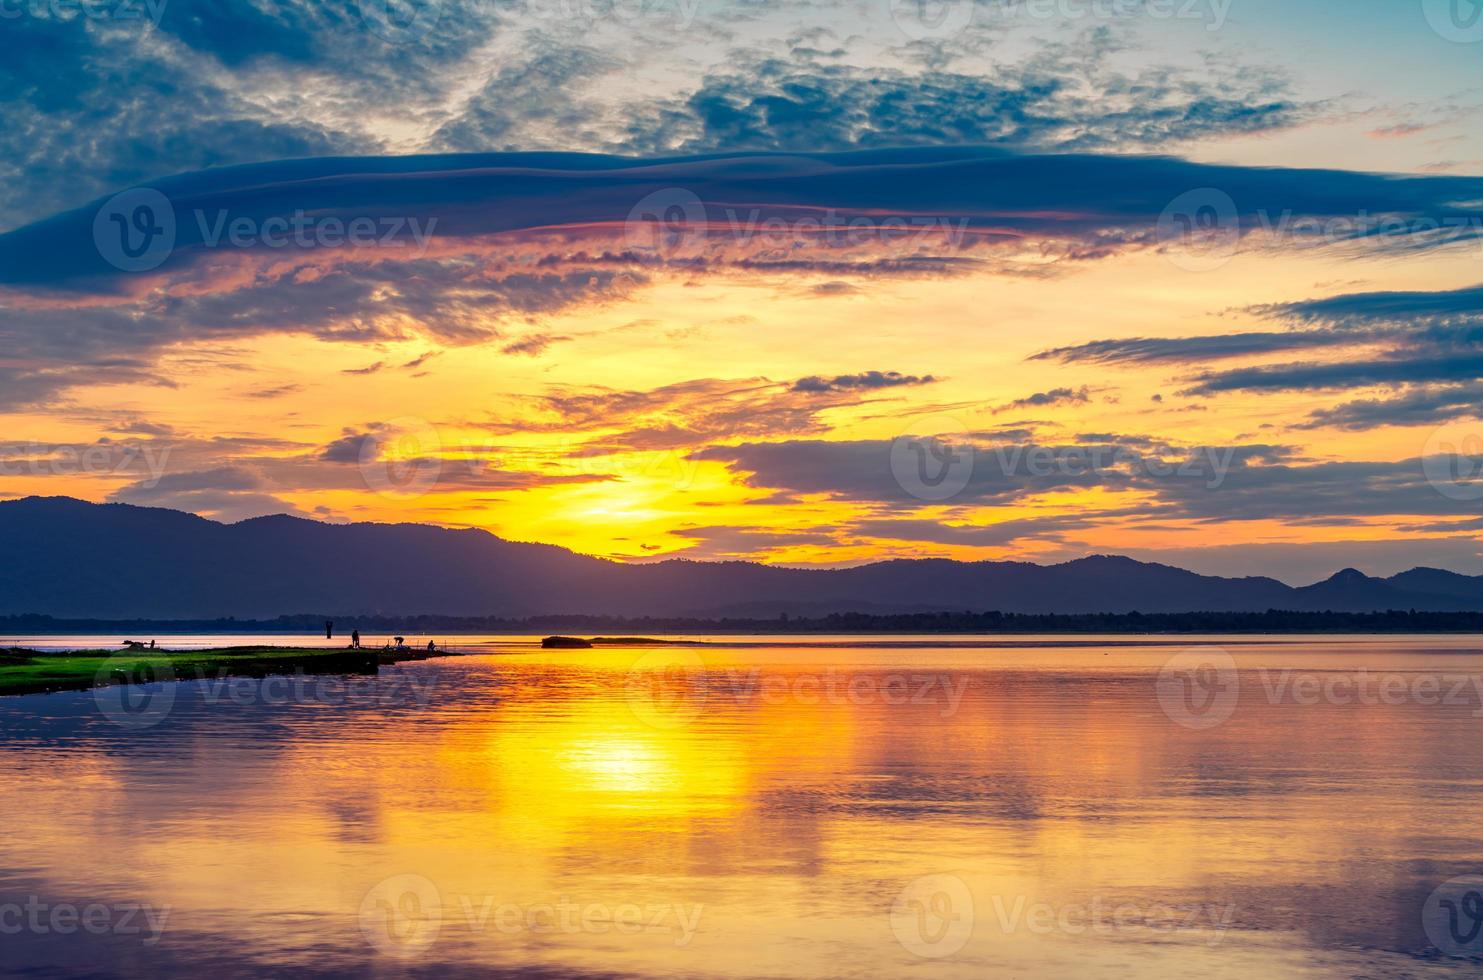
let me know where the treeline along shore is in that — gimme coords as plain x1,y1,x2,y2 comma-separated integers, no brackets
9,609,1483,635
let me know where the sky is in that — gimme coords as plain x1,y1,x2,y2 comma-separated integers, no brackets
1,0,1482,583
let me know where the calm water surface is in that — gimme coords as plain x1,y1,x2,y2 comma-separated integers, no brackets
3,634,1483,978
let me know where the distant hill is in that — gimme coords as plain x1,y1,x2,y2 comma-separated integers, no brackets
1,496,1481,618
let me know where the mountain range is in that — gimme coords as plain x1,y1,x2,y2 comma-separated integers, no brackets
3,496,1483,619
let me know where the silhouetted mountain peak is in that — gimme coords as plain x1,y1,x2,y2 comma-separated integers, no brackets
2,496,1481,618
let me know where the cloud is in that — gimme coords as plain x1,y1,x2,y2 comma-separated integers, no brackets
107,465,310,522
112,487,314,523
690,438,1131,506
2,147,1481,409
618,51,1314,155
791,371,937,394
508,375,911,452
402,351,441,369
1258,283,1483,327
342,361,387,376
808,281,861,296
0,12,370,232
0,0,1337,239
0,260,641,409
1183,354,1483,396
994,386,1091,413
430,42,622,152
1031,330,1368,365
502,334,572,357
1299,384,1483,430
116,465,263,494
666,524,845,560
9,147,1482,292
320,430,372,464
849,514,1109,547
244,384,303,399
1038,281,1483,419
106,420,176,437
691,436,1478,524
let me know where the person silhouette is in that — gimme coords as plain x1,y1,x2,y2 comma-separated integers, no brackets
351,629,360,649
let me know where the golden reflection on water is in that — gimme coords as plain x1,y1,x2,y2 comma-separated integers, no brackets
3,636,1483,977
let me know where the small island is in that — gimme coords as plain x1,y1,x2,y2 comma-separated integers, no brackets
540,635,708,648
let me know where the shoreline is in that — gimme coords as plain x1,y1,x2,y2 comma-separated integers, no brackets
0,645,462,699
10,609,1483,636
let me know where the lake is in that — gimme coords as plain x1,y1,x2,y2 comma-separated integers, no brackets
3,634,1483,977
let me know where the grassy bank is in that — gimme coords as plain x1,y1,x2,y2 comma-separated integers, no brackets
0,645,450,698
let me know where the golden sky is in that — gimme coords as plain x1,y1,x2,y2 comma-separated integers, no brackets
2,144,1481,583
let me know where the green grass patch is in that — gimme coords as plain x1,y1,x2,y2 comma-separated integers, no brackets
0,646,386,698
